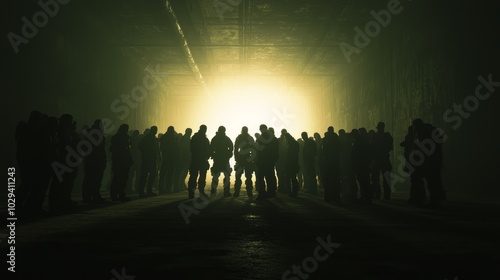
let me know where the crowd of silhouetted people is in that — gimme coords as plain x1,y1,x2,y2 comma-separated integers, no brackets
15,110,446,217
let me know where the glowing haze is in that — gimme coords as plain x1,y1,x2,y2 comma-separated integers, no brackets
159,76,329,143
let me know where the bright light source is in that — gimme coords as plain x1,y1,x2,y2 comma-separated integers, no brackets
159,76,331,182
200,78,314,141
161,76,327,142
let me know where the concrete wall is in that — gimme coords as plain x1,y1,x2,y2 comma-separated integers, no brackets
331,0,500,198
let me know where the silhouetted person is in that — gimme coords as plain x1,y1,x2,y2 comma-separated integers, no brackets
82,120,106,204
255,125,279,200
359,127,370,143
313,132,323,188
31,115,58,214
253,132,261,193
49,114,80,213
17,111,56,216
188,125,210,199
159,126,179,194
127,130,140,194
400,125,417,203
297,138,305,189
179,128,192,190
351,129,372,204
412,118,446,208
268,127,280,196
368,129,376,143
16,111,41,214
321,126,340,203
234,126,255,197
138,126,159,197
301,132,317,194
276,129,289,193
173,132,183,193
110,124,133,201
210,126,233,197
285,133,300,197
338,129,355,201
370,122,394,200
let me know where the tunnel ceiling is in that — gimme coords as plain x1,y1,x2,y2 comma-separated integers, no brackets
100,0,380,94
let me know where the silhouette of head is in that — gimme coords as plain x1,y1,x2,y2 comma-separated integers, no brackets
338,129,345,137
199,124,207,134
28,111,42,126
167,126,175,134
150,126,158,135
351,129,360,140
301,132,308,141
59,114,73,129
259,124,267,133
218,126,226,134
359,127,367,137
118,124,129,135
241,126,248,134
268,128,275,138
281,129,287,136
185,128,192,136
327,126,334,134
314,132,321,140
377,122,385,132
407,125,413,134
412,118,424,133
92,119,103,132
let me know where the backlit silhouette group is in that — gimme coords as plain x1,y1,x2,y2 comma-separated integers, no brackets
15,111,446,217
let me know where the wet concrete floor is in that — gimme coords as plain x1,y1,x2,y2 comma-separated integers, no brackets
3,188,500,280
